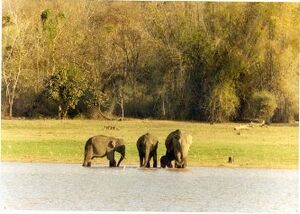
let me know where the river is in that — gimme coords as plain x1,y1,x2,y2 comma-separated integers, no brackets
0,162,298,212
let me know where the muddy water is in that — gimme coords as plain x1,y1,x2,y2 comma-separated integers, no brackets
0,162,298,212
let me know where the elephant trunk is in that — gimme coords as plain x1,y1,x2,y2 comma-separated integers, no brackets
117,145,125,167
175,146,184,166
175,142,190,167
175,155,184,165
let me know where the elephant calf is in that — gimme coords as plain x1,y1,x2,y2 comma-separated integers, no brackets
136,133,159,168
82,135,126,167
161,129,192,168
160,155,173,168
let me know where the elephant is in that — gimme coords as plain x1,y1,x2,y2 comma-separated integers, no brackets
136,133,159,168
82,135,126,167
160,155,173,168
161,129,192,168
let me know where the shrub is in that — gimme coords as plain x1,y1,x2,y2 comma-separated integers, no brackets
250,90,277,123
208,82,239,122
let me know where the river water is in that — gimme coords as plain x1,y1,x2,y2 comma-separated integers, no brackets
0,162,298,212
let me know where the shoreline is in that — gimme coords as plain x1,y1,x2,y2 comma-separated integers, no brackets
1,159,297,170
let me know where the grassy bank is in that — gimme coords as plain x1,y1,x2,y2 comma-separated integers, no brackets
1,119,298,168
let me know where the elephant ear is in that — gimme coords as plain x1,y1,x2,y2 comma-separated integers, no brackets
108,140,116,149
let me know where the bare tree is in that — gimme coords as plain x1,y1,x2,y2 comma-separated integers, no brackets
2,0,33,117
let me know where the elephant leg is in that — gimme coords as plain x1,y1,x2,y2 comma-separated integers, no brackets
153,150,157,168
139,152,144,167
175,162,181,168
160,156,166,168
146,160,150,168
175,163,182,168
145,151,153,168
182,158,187,168
83,146,93,167
109,159,116,167
175,162,178,168
107,151,116,167
167,161,174,168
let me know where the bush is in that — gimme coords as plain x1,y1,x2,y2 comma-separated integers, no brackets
250,91,277,123
44,67,86,119
208,83,239,122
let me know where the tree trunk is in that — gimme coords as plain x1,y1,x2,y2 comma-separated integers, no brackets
98,103,113,120
58,105,69,120
62,108,68,119
162,96,166,118
58,105,62,119
9,98,13,118
120,95,124,121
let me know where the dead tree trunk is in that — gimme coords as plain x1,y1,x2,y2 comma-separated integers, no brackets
98,103,113,120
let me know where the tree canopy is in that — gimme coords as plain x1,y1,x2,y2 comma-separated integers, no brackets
2,1,299,122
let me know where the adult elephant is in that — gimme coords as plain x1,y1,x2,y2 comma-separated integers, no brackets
136,133,159,168
82,135,126,167
162,129,192,168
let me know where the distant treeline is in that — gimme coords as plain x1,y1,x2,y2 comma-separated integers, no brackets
2,1,299,122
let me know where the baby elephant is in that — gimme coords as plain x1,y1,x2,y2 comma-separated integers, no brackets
82,135,126,167
136,133,159,168
160,155,173,168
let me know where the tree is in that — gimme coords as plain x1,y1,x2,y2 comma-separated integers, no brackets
44,67,85,119
2,1,299,122
208,82,240,122
2,0,34,117
250,91,277,123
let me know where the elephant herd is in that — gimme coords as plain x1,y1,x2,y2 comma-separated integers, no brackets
83,129,192,168
82,129,193,169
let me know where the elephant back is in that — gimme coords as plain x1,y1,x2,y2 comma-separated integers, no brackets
165,129,182,148
137,133,158,149
90,135,124,153
145,133,158,146
165,129,192,154
115,138,125,147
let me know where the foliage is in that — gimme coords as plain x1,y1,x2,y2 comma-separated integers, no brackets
2,1,299,122
42,9,65,40
44,67,85,119
208,83,240,122
250,91,277,122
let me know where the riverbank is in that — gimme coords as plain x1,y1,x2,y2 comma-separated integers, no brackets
1,119,298,168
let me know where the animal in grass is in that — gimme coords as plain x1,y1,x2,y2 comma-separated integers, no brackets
161,129,192,168
82,135,125,167
136,133,159,168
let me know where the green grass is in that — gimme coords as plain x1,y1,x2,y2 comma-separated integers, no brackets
1,119,298,168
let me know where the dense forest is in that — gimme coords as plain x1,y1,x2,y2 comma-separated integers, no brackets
2,1,299,122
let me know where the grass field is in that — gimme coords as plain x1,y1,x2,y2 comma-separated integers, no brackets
1,119,298,168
